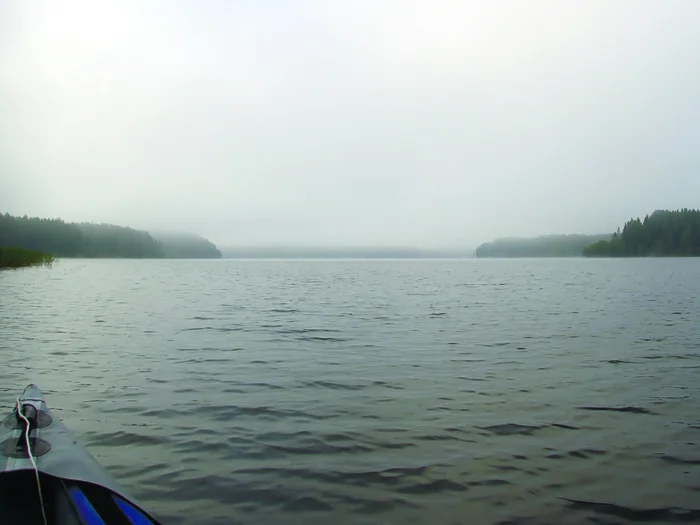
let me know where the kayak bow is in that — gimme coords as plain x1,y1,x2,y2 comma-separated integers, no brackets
1,384,163,524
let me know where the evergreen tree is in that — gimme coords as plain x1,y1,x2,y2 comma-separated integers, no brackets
583,209,700,257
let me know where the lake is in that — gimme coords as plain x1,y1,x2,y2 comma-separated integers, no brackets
1,258,698,524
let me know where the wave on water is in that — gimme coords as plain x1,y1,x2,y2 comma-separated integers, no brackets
1,258,699,524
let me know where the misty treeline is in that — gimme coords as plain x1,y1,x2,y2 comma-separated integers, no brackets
0,214,221,259
154,232,222,259
475,234,611,258
583,209,700,257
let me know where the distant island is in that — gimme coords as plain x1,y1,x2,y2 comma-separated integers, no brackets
475,234,611,258
583,209,700,257
220,246,475,259
0,213,222,260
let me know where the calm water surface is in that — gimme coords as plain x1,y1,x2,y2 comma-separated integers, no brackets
1,259,699,524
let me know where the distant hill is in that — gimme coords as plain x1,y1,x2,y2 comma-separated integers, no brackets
584,209,700,257
220,246,475,259
475,234,611,258
151,232,222,259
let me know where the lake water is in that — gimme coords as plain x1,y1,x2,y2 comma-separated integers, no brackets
1,258,699,524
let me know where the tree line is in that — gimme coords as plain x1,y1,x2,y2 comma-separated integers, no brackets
475,234,611,258
583,209,700,257
0,214,221,259
154,232,222,259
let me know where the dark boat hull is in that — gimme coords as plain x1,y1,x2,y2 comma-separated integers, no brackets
1,385,162,524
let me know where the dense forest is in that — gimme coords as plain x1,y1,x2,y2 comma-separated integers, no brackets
0,214,221,259
583,209,700,257
0,214,164,257
475,234,611,258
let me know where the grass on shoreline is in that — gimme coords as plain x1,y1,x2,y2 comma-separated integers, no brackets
0,247,56,269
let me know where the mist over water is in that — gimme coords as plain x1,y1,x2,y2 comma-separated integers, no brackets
1,259,698,524
3,1,700,246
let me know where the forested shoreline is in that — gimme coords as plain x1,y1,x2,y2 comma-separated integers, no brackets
4,209,697,263
0,213,221,259
583,209,700,257
475,234,611,258
475,209,699,258
154,232,222,259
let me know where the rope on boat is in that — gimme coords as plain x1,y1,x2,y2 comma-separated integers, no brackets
16,399,48,525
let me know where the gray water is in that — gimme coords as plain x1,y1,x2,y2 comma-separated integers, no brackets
1,259,699,525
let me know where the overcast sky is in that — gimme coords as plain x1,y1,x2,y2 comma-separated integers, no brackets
1,1,698,247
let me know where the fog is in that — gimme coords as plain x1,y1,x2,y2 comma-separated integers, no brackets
1,1,698,248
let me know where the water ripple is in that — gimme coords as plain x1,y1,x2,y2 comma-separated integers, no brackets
1,258,699,524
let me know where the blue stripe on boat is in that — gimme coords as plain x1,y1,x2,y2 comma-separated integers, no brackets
114,496,153,525
68,486,106,525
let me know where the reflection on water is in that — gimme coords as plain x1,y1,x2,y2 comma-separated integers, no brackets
1,258,699,524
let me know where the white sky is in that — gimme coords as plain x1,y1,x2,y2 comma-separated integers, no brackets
1,0,699,247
